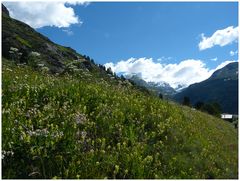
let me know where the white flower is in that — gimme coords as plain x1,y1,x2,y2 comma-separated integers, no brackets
30,51,40,57
27,128,49,137
37,63,45,67
81,131,87,139
10,47,18,52
2,150,14,159
75,112,87,125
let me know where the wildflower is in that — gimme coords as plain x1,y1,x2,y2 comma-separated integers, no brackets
77,140,82,144
30,51,40,57
2,150,14,159
51,131,64,139
143,155,153,164
27,130,35,136
75,112,87,125
41,66,49,73
37,64,45,67
27,128,49,137
81,131,87,139
10,47,19,52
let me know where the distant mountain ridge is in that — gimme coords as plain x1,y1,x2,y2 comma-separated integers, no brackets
209,62,238,81
126,74,176,96
174,62,238,114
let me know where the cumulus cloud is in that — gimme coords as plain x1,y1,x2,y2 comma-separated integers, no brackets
3,1,84,28
230,50,238,56
105,58,236,89
199,26,238,51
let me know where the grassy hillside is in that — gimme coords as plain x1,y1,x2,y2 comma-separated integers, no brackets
2,59,238,179
2,5,100,74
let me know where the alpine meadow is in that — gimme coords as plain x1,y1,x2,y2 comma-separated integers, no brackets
1,2,238,179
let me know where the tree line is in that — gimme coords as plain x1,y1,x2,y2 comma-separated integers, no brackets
182,96,221,117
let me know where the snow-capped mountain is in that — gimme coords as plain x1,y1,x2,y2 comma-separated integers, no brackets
174,83,188,92
126,74,176,96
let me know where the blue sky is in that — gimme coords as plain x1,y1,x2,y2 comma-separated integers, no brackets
4,1,239,88
38,2,238,67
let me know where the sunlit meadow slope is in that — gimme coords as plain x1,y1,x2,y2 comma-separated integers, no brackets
2,60,238,179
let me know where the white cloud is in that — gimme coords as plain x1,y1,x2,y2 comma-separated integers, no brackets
62,29,74,36
66,1,90,6
199,26,238,51
3,1,84,28
210,57,218,61
230,50,238,56
105,58,236,89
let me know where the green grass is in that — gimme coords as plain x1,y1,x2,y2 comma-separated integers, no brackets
2,60,238,179
15,35,32,48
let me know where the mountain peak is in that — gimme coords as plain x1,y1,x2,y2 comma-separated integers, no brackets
209,62,238,81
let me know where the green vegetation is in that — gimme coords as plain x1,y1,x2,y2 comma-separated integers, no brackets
2,10,83,74
194,101,222,118
15,35,32,48
2,59,238,179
